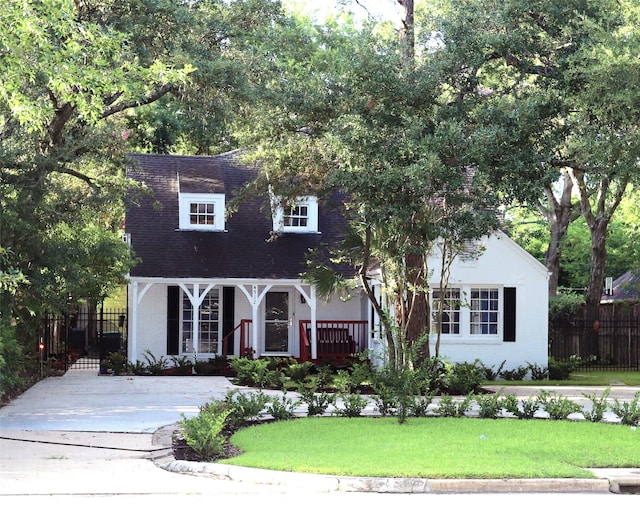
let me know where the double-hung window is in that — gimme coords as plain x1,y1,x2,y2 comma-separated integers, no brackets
272,196,319,233
470,288,499,335
179,193,225,231
431,286,514,341
432,288,461,334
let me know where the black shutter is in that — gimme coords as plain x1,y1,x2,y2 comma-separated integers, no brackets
503,287,516,342
223,287,235,355
167,286,180,355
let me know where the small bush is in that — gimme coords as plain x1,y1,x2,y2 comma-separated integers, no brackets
128,361,148,375
109,352,128,375
229,357,283,388
441,361,484,395
479,360,506,381
548,356,581,380
610,392,640,426
370,366,428,422
435,394,473,417
142,350,168,375
500,365,528,381
335,393,369,417
179,403,231,461
314,363,334,388
537,391,581,420
285,361,314,383
298,385,336,416
527,362,549,381
408,393,435,417
224,390,269,428
266,392,301,421
476,390,511,419
169,355,194,375
582,388,610,423
503,395,539,419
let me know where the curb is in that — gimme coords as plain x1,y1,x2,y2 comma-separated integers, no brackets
154,458,613,494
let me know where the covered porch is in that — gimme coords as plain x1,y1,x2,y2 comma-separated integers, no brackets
127,277,370,365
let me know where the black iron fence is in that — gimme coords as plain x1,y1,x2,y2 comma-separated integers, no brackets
42,308,127,371
549,319,640,371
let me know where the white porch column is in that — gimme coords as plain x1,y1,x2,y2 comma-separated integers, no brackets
129,281,153,364
238,284,272,356
296,284,318,359
179,283,214,357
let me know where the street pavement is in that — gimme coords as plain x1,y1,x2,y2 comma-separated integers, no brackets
1,369,639,497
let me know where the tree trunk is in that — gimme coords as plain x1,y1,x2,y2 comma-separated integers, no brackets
569,169,630,326
538,171,580,296
398,0,415,62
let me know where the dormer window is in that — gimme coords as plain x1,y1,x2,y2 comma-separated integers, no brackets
272,196,319,233
179,193,225,231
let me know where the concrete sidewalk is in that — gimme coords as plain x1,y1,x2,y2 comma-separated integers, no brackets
1,370,639,494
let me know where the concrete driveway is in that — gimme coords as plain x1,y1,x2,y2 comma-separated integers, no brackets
0,370,238,432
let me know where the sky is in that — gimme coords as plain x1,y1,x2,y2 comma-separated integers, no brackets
283,0,402,24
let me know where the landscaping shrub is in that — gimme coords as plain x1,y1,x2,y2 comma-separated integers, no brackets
179,402,231,461
370,365,431,423
435,394,473,417
536,391,582,420
475,390,515,419
479,360,506,381
229,357,283,388
503,395,540,419
499,365,529,381
610,391,640,426
223,390,269,428
582,388,611,423
297,385,336,416
408,393,435,417
527,362,549,381
0,324,27,402
266,391,301,421
548,355,581,380
284,360,313,384
440,361,484,395
334,393,368,417
142,349,168,375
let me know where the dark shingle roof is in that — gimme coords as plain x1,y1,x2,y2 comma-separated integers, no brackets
125,152,352,280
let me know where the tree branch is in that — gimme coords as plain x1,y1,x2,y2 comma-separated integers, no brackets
100,83,175,119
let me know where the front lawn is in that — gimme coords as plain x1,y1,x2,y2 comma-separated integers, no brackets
492,370,640,387
224,416,640,479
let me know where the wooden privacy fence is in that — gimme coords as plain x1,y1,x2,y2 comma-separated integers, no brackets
549,301,640,370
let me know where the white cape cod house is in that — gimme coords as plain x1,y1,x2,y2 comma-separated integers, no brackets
124,152,549,371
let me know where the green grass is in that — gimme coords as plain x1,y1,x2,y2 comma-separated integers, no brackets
490,371,640,387
225,417,640,479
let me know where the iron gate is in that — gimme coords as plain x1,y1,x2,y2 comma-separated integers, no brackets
42,308,128,372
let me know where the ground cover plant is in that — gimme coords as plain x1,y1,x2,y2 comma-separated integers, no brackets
224,417,640,479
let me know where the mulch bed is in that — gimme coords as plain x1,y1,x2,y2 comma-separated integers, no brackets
171,422,257,463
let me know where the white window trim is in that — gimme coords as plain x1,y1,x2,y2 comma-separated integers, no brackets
431,285,503,341
179,192,226,231
272,195,319,234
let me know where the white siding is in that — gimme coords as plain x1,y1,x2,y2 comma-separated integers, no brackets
427,231,549,371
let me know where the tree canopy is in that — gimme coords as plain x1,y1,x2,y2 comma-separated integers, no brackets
0,0,289,339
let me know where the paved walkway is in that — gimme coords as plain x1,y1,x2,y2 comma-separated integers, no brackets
1,370,639,494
